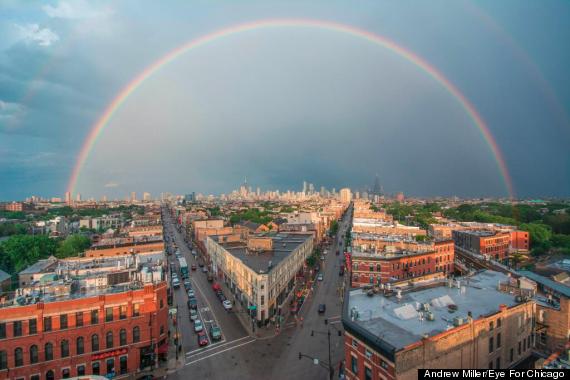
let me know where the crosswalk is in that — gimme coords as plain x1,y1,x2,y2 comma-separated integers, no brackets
184,335,257,366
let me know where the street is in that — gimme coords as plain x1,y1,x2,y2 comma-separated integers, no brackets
164,207,352,380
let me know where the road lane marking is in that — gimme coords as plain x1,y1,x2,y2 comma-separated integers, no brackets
185,335,251,356
185,338,256,365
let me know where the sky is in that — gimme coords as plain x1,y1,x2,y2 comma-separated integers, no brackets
1,0,569,200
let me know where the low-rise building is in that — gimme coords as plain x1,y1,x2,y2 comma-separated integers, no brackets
207,233,313,323
452,229,511,263
342,271,536,380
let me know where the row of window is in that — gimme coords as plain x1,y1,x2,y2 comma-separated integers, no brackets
6,357,128,380
0,327,140,370
0,305,141,339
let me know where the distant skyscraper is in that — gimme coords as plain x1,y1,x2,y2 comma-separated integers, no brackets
143,192,151,201
372,173,382,195
308,183,315,194
320,186,325,197
101,195,108,202
65,191,71,204
302,181,308,194
76,193,81,202
130,192,137,202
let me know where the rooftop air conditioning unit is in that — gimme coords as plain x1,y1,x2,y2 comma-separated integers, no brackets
453,316,464,327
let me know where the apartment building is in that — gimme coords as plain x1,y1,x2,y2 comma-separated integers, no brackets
342,271,536,380
206,233,313,323
452,230,511,262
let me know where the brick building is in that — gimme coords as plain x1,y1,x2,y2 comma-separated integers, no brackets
350,240,454,287
342,271,536,380
85,236,164,258
0,283,168,380
452,230,511,263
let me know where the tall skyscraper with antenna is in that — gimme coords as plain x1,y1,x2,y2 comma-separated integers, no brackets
372,173,382,195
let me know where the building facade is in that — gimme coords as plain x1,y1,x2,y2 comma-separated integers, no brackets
0,283,168,380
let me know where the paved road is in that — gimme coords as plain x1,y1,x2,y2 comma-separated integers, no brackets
164,205,353,380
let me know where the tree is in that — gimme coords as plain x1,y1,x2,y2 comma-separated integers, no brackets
520,223,552,248
0,235,58,274
56,235,91,258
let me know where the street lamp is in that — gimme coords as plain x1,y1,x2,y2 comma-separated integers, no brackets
309,318,343,380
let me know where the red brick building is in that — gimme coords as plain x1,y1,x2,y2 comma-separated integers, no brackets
350,240,454,287
453,230,511,262
0,283,168,380
510,231,530,253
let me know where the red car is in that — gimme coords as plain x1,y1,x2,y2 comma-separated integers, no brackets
197,331,208,346
191,264,197,271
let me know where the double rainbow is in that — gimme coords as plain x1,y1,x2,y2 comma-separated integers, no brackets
67,18,514,198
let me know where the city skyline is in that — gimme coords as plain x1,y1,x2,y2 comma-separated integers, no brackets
1,1,570,200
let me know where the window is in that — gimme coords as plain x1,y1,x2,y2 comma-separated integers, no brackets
30,345,39,364
489,321,494,331
77,365,85,376
527,335,532,349
45,342,54,360
29,318,37,334
92,334,100,352
523,338,526,351
365,366,372,380
352,339,358,348
510,348,514,363
62,368,70,379
46,370,55,380
380,360,388,369
92,362,100,375
31,375,40,380
106,358,115,374
496,357,500,369
15,347,23,367
497,333,501,348
106,307,114,322
44,316,52,332
61,340,69,358
497,318,502,327
91,309,99,324
76,312,83,327
120,329,127,346
77,337,84,355
160,299,164,308
120,306,127,320
365,349,372,360
106,331,114,349
13,321,22,337
351,356,358,375
0,323,5,339
489,337,494,353
0,351,7,370
120,355,128,374
60,314,68,329
261,296,265,306
133,326,140,343
133,304,140,317
518,341,521,355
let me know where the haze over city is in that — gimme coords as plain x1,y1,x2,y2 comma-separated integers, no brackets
1,0,569,201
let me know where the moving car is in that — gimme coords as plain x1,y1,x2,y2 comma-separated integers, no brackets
191,264,197,271
318,304,326,314
197,331,208,346
210,325,222,341
187,289,195,298
222,300,232,310
172,278,180,289
184,280,192,291
317,273,324,281
207,273,213,282
194,319,204,332
189,308,198,321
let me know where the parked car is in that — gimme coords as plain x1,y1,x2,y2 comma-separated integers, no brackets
191,264,197,271
194,319,204,332
172,278,180,289
198,262,205,268
210,325,222,341
184,280,192,291
187,289,195,298
189,308,198,321
212,283,221,291
317,273,324,281
207,273,213,282
197,331,208,346
222,300,232,310
318,304,326,314
187,298,197,309
202,266,208,273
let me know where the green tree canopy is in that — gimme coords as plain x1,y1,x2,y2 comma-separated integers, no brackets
57,234,91,258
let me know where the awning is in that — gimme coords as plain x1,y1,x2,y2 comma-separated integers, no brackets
158,343,169,354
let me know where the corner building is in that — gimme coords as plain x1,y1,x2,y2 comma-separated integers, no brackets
0,283,168,380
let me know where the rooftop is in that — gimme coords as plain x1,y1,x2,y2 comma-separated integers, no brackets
518,270,570,298
346,270,518,351
214,233,312,274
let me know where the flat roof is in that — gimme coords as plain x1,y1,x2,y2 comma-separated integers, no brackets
216,233,312,274
346,270,517,351
19,256,58,275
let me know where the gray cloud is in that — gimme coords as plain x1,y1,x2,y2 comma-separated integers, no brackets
15,24,59,46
